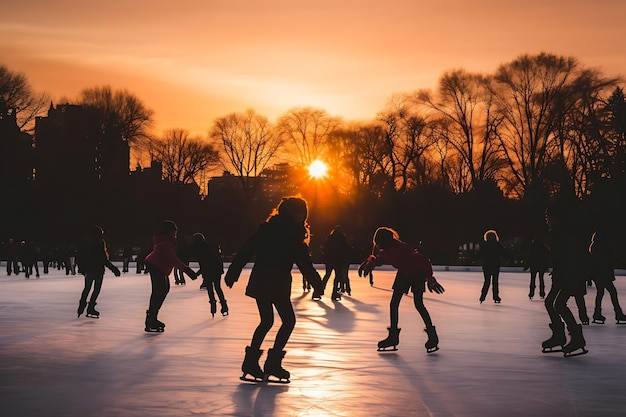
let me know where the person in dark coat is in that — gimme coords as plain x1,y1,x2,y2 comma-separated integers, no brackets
76,225,121,318
588,221,626,324
188,232,228,317
321,225,352,300
224,197,324,383
476,230,505,303
541,201,588,356
524,236,550,299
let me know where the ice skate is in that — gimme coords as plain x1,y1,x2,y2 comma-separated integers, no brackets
239,346,265,383
220,300,229,316
77,300,87,318
85,302,99,318
264,349,290,383
494,296,501,304
209,301,217,318
378,327,401,351
562,324,588,357
424,326,439,353
541,322,566,353
615,309,626,324
144,310,164,333
332,292,342,301
592,308,605,324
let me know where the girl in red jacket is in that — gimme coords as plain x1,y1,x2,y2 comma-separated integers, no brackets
144,220,197,332
359,227,444,353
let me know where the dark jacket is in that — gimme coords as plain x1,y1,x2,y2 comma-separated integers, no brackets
187,240,224,278
77,238,117,275
226,217,323,301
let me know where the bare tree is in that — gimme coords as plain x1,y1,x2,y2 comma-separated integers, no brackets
415,69,505,192
276,107,341,166
0,64,49,132
209,109,282,199
77,85,154,144
149,128,220,193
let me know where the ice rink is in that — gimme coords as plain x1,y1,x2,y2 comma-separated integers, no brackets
2,264,626,417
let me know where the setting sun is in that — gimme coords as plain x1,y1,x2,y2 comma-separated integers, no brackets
308,160,328,179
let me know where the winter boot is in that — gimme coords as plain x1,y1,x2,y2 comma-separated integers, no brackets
77,299,87,318
592,308,605,324
86,302,99,318
378,327,401,351
220,300,229,316
264,349,290,383
424,325,439,353
563,324,588,357
541,321,566,353
145,310,164,332
240,346,265,382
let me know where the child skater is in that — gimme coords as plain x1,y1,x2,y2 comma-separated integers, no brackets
144,220,197,332
224,197,324,383
358,227,444,353
76,225,121,318
188,232,228,318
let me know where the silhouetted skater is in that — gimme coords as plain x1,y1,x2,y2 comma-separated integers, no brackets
144,220,197,332
358,227,444,353
224,197,324,383
541,202,588,357
75,225,121,318
588,221,626,324
5,238,20,275
321,225,352,300
188,232,228,317
475,230,505,303
524,237,549,300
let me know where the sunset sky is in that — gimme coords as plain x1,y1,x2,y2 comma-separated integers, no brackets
2,0,625,137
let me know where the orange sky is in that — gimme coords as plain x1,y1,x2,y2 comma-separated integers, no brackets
2,1,625,137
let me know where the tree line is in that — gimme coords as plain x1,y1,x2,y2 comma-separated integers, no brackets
1,52,625,266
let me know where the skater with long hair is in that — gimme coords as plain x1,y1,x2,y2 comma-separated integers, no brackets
188,232,228,318
475,230,505,303
588,221,626,324
224,197,324,383
75,225,121,318
524,236,550,300
358,227,444,353
541,201,589,357
144,220,197,332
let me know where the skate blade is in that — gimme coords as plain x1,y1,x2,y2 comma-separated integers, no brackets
222,312,229,316
265,376,290,384
144,327,164,333
86,314,99,319
426,346,439,353
592,319,605,324
240,374,266,383
541,347,563,353
377,346,398,352
312,296,321,301
616,320,626,324
563,347,588,357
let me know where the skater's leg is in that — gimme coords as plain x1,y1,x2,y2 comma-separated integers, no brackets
529,271,537,298
272,299,296,352
574,294,589,324
492,270,501,301
594,283,605,311
538,272,546,298
147,267,170,314
250,299,274,350
389,289,403,329
80,275,95,302
88,274,104,304
480,271,491,302
605,282,621,311
544,284,561,325
413,291,433,328
321,264,332,290
554,291,578,328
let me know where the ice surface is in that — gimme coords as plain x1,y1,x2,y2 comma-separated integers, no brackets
2,265,626,417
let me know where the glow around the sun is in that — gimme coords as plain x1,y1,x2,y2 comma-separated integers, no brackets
308,160,328,179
